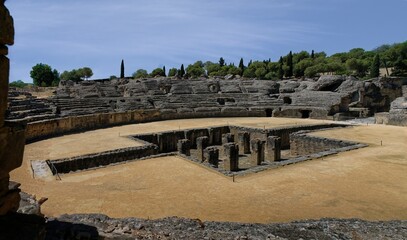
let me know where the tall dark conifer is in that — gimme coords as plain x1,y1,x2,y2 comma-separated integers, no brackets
285,51,293,77
369,54,380,78
238,58,244,72
219,57,225,67
180,64,185,77
278,56,284,80
162,66,166,77
120,59,125,78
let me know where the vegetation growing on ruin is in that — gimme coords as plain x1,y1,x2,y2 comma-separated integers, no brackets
132,41,407,80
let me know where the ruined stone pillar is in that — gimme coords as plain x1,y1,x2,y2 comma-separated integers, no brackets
250,139,264,166
237,132,250,154
196,136,209,162
266,136,281,162
177,139,191,156
204,146,219,167
358,88,365,105
221,133,234,145
0,1,27,216
223,143,239,171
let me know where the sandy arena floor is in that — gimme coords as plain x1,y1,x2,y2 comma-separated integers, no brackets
10,117,407,223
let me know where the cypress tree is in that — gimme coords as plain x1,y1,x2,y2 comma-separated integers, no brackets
163,66,166,77
120,59,125,78
285,51,293,77
239,58,245,72
311,50,315,59
248,60,252,67
369,54,380,78
278,56,284,80
180,64,185,77
219,57,225,67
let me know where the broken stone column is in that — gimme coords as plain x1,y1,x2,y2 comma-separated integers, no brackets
223,143,239,171
250,139,264,166
266,136,281,162
221,133,234,145
0,1,26,216
237,132,250,154
177,139,191,156
204,146,219,167
196,136,209,161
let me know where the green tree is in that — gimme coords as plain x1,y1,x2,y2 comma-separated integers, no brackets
79,67,93,80
132,69,148,79
61,70,80,82
60,67,92,82
52,69,60,86
9,80,29,88
227,65,242,76
162,66,166,77
179,64,185,77
238,58,245,73
255,67,267,79
205,62,221,76
150,67,166,77
277,57,284,79
369,54,380,78
346,58,369,77
186,61,205,78
168,68,177,77
293,51,310,64
285,51,293,77
30,63,58,87
293,58,313,77
120,59,125,78
219,57,225,67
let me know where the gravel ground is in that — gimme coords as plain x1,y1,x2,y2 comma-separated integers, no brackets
45,214,407,240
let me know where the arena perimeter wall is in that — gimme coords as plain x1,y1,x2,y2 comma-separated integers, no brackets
25,108,268,142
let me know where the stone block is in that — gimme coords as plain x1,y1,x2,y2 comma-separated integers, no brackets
196,136,209,162
0,122,26,177
0,56,9,126
221,133,234,145
223,143,239,171
0,3,15,46
204,147,219,167
177,139,191,156
250,139,264,166
266,136,281,161
0,189,20,215
237,132,250,154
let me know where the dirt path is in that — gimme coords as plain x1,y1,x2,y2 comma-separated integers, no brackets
10,118,407,223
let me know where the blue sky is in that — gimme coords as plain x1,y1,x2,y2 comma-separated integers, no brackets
6,0,407,83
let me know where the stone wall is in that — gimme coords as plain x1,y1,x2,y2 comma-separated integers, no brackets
133,126,230,154
25,110,244,143
290,131,355,157
267,124,344,149
49,145,158,174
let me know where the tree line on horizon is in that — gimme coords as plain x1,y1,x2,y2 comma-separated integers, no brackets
130,41,407,80
13,41,407,88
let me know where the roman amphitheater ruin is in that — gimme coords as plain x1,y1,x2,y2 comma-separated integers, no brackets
1,2,407,239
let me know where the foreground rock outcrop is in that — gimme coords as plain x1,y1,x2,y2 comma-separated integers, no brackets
44,214,407,240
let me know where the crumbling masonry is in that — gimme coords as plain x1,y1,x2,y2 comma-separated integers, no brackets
0,1,26,215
